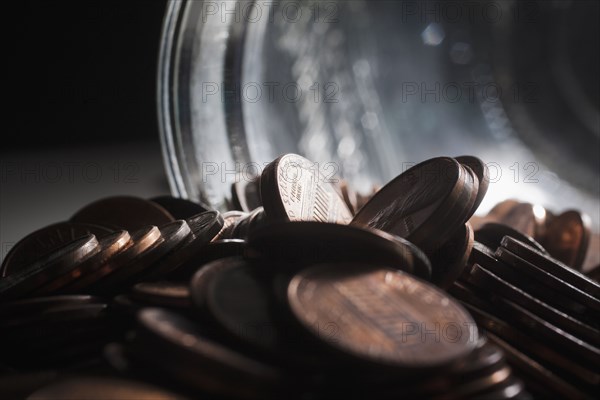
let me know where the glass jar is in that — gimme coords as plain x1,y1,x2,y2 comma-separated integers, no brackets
158,0,599,226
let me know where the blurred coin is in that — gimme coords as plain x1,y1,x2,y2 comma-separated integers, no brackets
430,223,474,289
131,282,191,309
64,226,162,292
499,203,540,238
260,154,352,224
475,223,547,253
583,232,600,273
246,221,431,279
231,178,262,213
0,235,99,300
27,377,188,400
71,196,175,230
186,210,224,242
487,333,593,400
133,308,282,398
0,295,101,319
287,263,478,369
495,247,600,312
0,303,108,330
0,370,59,400
1,222,112,278
35,231,132,295
488,200,521,221
542,210,591,271
501,236,600,298
150,195,210,219
231,207,267,240
213,211,247,241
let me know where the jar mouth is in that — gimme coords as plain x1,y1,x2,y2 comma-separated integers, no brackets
158,0,599,227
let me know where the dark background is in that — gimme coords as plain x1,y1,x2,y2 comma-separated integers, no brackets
7,0,168,149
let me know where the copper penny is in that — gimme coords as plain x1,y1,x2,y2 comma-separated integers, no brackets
1,222,112,278
287,263,478,368
352,158,469,252
0,235,99,300
63,226,162,292
542,210,591,271
34,230,132,295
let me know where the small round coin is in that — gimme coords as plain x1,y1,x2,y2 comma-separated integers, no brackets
287,263,478,369
542,210,591,271
71,196,175,230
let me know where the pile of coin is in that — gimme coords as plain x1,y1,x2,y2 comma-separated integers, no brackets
0,154,597,399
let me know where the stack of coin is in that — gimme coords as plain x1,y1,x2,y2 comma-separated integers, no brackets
452,232,600,398
2,153,596,399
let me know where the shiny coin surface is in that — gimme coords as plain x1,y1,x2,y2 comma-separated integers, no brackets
133,308,282,397
287,263,478,368
150,195,210,219
487,333,592,400
97,221,191,290
1,222,112,278
201,258,286,356
231,178,262,213
260,153,352,224
542,210,591,271
501,236,600,298
64,226,162,292
498,202,539,238
0,235,99,300
71,196,175,230
247,222,431,279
